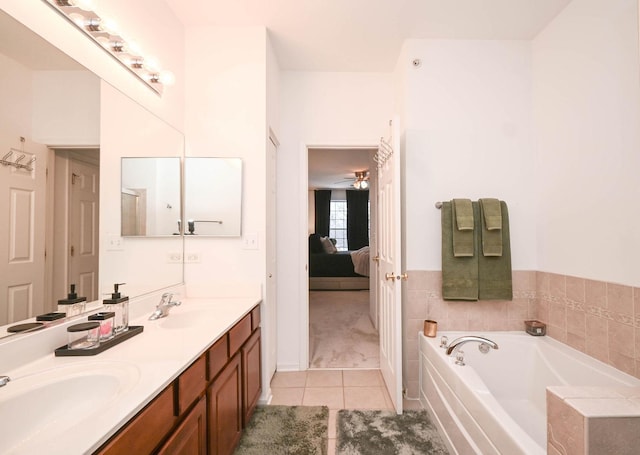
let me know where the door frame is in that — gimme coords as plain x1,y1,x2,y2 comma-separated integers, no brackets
50,148,100,306
300,142,380,370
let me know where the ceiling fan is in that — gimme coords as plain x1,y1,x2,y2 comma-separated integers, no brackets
335,170,369,189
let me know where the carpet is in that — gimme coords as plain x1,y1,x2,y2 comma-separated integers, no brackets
234,405,329,455
309,290,379,369
336,409,449,455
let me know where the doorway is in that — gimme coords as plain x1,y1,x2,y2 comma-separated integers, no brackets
307,147,378,369
50,148,100,306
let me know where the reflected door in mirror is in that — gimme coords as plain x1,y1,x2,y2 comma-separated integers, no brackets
0,136,47,325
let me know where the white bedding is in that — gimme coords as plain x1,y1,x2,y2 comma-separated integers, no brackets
350,246,370,277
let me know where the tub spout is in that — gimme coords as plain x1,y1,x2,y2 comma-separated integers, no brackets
445,336,499,357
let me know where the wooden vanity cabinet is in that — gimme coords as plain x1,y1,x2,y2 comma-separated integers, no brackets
208,352,242,455
157,396,207,455
93,304,261,455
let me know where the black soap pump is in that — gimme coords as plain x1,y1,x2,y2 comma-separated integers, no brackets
57,284,87,317
103,283,129,333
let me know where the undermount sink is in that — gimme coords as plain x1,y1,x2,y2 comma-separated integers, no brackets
0,361,140,454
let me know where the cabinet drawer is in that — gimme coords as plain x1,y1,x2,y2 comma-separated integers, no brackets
178,355,207,414
96,383,176,454
208,334,229,381
228,313,251,355
251,305,261,331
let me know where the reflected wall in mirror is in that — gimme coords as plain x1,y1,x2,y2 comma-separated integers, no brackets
0,8,185,333
184,157,242,236
0,8,100,326
121,157,181,237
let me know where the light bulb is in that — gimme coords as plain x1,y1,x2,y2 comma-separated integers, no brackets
353,181,361,189
360,180,369,189
68,12,86,28
158,70,175,86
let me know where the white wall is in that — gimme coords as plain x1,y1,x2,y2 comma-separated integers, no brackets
397,39,537,271
100,82,184,298
533,0,640,287
0,53,32,133
183,26,267,288
32,71,100,146
277,71,393,369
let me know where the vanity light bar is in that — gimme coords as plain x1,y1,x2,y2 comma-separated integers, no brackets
42,0,174,95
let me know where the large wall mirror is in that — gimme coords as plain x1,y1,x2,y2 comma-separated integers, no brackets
121,157,182,236
0,9,184,333
184,157,242,236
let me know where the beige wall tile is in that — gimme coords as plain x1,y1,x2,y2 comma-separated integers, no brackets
566,308,586,337
608,351,635,377
608,320,635,358
537,271,551,295
566,276,586,304
608,283,634,321
588,416,640,455
549,302,567,329
586,279,607,308
566,333,586,353
550,273,567,299
547,391,585,455
406,290,428,318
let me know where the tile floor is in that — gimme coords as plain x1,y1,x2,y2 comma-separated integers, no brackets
270,369,423,454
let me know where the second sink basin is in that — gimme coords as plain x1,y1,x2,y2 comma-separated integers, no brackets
0,361,140,454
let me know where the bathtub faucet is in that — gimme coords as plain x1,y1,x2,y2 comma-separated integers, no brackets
445,336,499,357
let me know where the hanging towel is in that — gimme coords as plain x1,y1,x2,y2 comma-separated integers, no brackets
452,199,474,257
478,200,513,300
442,201,479,300
479,198,503,256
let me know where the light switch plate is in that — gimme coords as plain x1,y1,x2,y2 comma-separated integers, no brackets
242,233,258,250
107,235,124,251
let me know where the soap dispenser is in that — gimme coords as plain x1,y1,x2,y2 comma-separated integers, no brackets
57,284,87,317
103,283,129,334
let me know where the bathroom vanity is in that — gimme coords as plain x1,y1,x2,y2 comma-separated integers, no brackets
0,292,262,455
96,305,261,455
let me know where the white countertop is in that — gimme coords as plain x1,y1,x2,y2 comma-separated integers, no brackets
0,295,260,454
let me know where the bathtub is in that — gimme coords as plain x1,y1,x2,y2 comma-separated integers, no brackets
419,331,640,455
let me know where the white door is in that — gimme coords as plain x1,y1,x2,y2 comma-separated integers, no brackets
265,134,278,385
377,117,403,413
0,136,47,325
68,159,99,302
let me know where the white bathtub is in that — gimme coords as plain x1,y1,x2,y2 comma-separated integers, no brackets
419,331,640,455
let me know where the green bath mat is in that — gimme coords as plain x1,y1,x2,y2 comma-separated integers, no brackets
336,409,449,455
234,405,329,455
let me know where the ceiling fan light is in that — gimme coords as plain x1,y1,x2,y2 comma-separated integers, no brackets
360,180,369,189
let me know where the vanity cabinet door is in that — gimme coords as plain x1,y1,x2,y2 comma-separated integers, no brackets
242,327,261,426
208,352,242,455
157,396,207,455
95,384,176,455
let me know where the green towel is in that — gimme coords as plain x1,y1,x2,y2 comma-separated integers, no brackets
479,199,502,256
453,198,474,230
442,201,478,300
478,200,513,300
452,199,474,257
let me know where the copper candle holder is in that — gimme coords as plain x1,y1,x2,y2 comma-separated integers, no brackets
423,320,438,337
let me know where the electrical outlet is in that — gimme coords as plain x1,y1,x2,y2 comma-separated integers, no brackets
107,235,123,251
242,233,258,250
167,252,182,263
185,252,201,263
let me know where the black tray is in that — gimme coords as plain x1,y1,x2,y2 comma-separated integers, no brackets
55,325,144,356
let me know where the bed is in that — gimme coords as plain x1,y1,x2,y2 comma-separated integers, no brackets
308,234,370,290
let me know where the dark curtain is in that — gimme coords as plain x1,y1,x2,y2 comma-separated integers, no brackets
346,190,369,250
314,190,332,237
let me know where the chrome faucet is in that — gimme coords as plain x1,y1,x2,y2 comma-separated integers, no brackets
445,336,499,357
148,292,181,320
0,376,10,387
